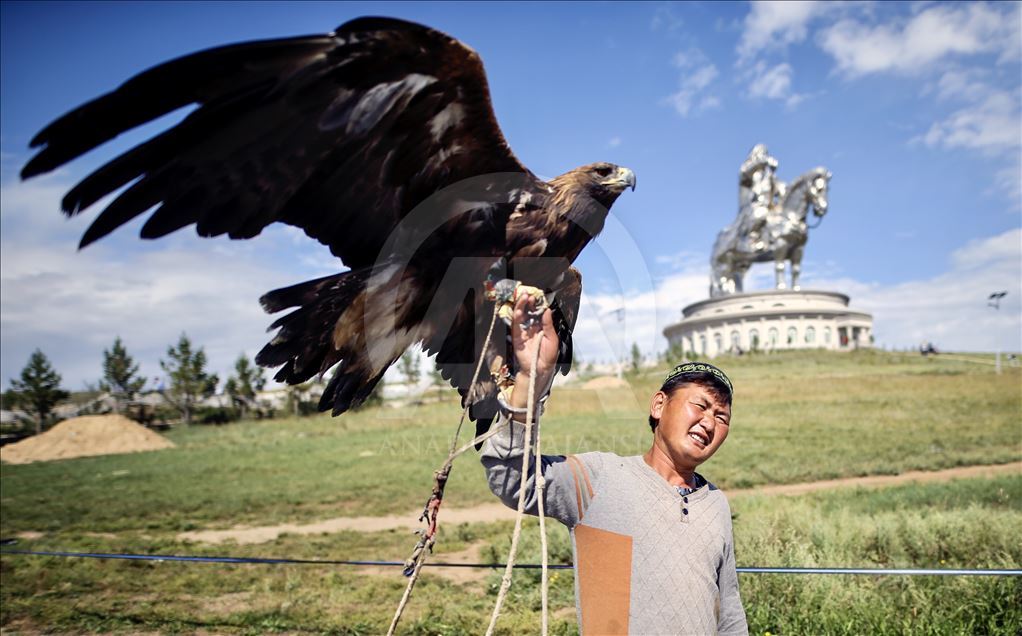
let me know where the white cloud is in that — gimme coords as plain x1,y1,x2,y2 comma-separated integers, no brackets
950,228,1022,270
818,3,1019,77
810,6,1022,203
738,0,828,62
650,3,686,33
747,61,793,100
916,90,1022,155
608,136,622,148
699,95,722,111
737,60,811,108
1,175,328,391
655,250,703,271
932,68,993,102
572,264,707,365
570,229,1022,361
994,155,1022,207
664,48,721,117
734,1,829,106
912,69,1021,200
785,228,1022,352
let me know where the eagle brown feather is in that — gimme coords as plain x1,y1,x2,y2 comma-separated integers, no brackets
22,17,635,420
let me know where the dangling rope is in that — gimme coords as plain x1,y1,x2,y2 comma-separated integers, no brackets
534,365,550,636
387,305,500,636
388,289,552,635
485,334,545,636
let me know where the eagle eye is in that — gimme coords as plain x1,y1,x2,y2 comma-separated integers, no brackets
594,165,613,177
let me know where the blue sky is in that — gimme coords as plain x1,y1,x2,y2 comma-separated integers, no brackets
1,1,1020,391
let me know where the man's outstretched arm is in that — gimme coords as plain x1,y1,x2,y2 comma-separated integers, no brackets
478,292,591,528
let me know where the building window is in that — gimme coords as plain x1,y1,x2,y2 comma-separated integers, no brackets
749,328,760,350
768,327,778,346
805,326,816,344
730,330,741,351
824,327,832,345
714,333,723,353
787,326,797,345
699,335,707,355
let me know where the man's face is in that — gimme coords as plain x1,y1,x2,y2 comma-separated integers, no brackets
649,383,731,472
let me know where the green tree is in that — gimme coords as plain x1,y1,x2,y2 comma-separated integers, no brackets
630,342,643,374
667,340,685,364
9,349,70,435
398,349,421,392
1,388,18,411
160,334,218,425
224,353,265,419
100,336,146,412
429,361,445,385
427,360,447,400
284,381,313,417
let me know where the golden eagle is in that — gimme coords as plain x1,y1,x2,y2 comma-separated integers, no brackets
21,17,635,429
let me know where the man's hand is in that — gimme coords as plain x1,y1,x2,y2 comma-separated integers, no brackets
507,291,559,413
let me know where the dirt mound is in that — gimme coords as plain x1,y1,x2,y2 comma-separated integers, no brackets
582,376,629,390
0,414,174,465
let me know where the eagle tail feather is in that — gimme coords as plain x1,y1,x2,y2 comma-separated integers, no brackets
255,269,367,384
320,366,385,416
257,267,395,414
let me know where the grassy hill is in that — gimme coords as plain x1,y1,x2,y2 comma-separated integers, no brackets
2,349,1020,633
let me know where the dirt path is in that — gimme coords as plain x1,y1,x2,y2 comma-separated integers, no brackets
727,461,1021,497
176,503,518,545
173,461,1021,546
352,541,491,584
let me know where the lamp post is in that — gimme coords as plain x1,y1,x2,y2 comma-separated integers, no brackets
988,291,1007,374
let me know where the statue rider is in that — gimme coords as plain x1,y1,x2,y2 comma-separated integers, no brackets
738,144,781,249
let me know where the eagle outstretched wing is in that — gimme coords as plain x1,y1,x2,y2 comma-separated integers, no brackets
23,17,633,418
22,17,533,267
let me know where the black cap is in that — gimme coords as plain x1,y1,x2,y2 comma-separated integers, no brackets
662,362,733,400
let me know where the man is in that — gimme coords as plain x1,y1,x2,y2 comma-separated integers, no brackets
738,143,781,250
480,293,747,635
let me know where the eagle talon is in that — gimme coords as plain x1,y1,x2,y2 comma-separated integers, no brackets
484,279,548,327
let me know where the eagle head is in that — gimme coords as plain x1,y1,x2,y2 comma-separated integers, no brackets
584,161,637,195
551,162,636,210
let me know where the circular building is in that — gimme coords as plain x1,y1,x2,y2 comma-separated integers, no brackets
664,289,873,358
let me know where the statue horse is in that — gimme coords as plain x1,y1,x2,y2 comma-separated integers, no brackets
710,167,831,297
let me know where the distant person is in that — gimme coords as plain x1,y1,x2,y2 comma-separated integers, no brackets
480,294,747,635
738,143,781,247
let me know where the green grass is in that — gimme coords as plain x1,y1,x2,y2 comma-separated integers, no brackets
3,350,1017,534
2,476,1019,634
733,477,1022,635
1,349,1020,633
6,349,1013,531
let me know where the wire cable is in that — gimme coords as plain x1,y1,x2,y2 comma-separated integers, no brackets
2,548,1019,576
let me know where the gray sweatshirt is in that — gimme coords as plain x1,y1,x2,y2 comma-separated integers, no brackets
480,417,748,635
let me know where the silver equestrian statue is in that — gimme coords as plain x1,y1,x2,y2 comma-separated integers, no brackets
710,144,831,297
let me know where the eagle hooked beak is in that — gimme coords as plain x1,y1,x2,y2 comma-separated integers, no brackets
603,167,637,192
